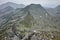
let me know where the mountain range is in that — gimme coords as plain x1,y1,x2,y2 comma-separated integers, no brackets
0,2,60,40
45,5,60,17
0,2,25,9
0,2,25,25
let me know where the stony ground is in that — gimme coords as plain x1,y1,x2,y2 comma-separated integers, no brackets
1,30,60,40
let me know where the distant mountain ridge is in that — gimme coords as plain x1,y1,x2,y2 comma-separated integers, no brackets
0,2,25,25
0,2,25,9
56,5,60,12
45,5,60,17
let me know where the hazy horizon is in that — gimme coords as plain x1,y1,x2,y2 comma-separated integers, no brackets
0,0,60,8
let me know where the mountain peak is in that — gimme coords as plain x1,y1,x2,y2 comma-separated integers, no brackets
22,4,48,18
22,4,43,12
56,5,60,8
26,4,42,8
30,4,41,6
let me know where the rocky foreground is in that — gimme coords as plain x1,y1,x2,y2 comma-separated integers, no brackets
0,30,60,40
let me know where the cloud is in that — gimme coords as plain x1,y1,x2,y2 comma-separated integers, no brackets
8,0,60,5
0,0,8,4
0,0,60,7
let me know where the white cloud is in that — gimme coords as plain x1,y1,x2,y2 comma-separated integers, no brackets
0,0,8,4
0,0,60,7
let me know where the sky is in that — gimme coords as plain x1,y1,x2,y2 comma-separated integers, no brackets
0,0,60,8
